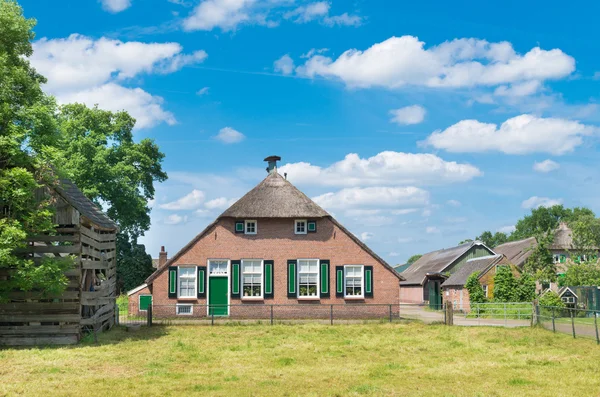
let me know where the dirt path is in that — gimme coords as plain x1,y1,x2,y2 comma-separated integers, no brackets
399,304,531,328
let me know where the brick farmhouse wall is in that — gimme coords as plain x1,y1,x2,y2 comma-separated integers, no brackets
129,217,401,318
399,285,423,304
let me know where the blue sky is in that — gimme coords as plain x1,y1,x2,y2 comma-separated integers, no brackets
21,0,600,264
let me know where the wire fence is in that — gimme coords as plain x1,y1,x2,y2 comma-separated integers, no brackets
116,303,402,326
537,305,600,344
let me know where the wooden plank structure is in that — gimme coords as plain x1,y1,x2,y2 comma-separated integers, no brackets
0,179,118,346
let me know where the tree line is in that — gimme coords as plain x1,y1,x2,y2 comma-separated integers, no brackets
0,0,166,301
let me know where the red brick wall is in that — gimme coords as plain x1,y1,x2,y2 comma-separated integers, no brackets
128,286,151,315
399,285,423,304
129,217,401,317
444,287,470,312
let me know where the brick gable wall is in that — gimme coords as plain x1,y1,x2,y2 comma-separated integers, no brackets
129,217,400,317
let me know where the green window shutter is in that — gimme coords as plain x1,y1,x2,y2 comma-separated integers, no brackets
139,295,152,311
287,260,297,297
231,260,241,298
560,255,566,263
264,260,274,298
307,221,317,233
335,266,344,297
168,266,177,298
365,266,373,297
197,266,207,298
320,260,330,297
235,221,244,233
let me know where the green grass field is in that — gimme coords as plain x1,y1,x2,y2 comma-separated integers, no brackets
1,322,600,396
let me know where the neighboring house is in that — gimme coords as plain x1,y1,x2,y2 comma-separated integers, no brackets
128,156,404,318
394,263,410,273
0,178,118,345
494,237,537,268
441,254,512,311
558,286,600,311
399,241,495,307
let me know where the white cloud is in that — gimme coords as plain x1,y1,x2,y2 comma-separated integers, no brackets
164,214,189,225
160,189,205,210
197,87,210,95
182,0,257,31
398,237,413,244
301,48,329,58
424,114,597,155
389,252,400,257
493,80,542,97
421,209,432,217
498,225,516,234
426,226,440,234
274,54,295,75
100,0,131,13
389,105,426,125
284,1,329,23
313,186,429,210
280,151,482,187
58,83,176,129
295,36,575,91
360,232,373,241
521,196,563,209
323,12,362,27
204,197,238,210
391,208,419,215
447,199,461,207
533,159,560,173
215,127,246,144
31,34,206,129
593,71,600,80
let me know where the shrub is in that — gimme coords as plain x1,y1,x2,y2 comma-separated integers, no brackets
539,291,565,308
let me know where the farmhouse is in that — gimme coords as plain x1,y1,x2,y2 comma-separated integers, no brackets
399,241,495,307
128,156,404,318
440,254,510,311
0,179,118,346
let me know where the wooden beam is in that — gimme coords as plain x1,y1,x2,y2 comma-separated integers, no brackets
0,302,79,313
19,245,81,254
0,325,80,335
80,296,115,306
27,235,79,243
0,335,79,346
0,314,80,322
80,234,115,250
7,290,79,300
81,260,109,270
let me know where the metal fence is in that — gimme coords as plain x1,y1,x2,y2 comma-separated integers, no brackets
116,303,402,327
537,305,600,344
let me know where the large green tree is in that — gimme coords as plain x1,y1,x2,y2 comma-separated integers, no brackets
0,0,71,301
55,104,167,292
511,205,594,241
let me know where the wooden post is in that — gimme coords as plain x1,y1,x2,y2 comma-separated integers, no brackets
445,301,453,326
504,303,507,327
552,307,556,333
570,309,576,339
330,304,333,325
147,304,152,327
594,312,599,345
389,304,393,323
270,305,274,326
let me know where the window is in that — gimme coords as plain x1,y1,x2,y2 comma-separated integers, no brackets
298,259,319,298
209,260,228,275
178,267,196,298
553,254,561,264
344,265,364,298
245,220,257,235
242,259,263,298
307,221,316,232
482,285,489,298
295,220,307,235
235,221,245,233
176,304,193,315
562,296,575,304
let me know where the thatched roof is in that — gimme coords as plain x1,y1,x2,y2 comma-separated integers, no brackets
400,241,493,286
441,255,506,288
219,172,329,219
494,237,537,267
54,178,118,230
550,222,575,250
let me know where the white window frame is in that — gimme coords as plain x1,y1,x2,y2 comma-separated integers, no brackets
295,219,307,235
177,266,197,299
297,259,320,299
241,259,264,300
344,265,364,299
138,294,152,312
483,285,489,298
562,296,575,304
176,304,193,315
245,220,257,235
553,254,560,264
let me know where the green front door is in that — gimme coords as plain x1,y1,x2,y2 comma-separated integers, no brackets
209,277,228,316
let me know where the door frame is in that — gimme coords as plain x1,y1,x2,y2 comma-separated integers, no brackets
206,259,230,316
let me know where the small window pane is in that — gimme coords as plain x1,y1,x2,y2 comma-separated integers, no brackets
242,259,263,298
344,266,363,297
298,259,319,297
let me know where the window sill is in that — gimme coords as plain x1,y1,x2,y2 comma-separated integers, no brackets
177,297,198,301
241,297,264,301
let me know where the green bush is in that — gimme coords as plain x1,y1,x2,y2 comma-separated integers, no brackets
539,291,565,308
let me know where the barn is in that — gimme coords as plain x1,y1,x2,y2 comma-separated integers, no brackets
0,179,118,346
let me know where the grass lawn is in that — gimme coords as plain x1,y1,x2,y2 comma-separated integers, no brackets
2,322,600,396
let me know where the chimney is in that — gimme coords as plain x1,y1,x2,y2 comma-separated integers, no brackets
264,155,281,174
158,246,168,268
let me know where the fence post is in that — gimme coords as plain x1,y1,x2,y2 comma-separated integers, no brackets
504,303,507,327
445,301,453,326
477,304,480,325
211,310,214,326
270,305,274,326
570,309,576,339
552,307,556,333
330,304,333,325
595,312,599,345
115,304,119,326
389,304,393,323
147,304,152,327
